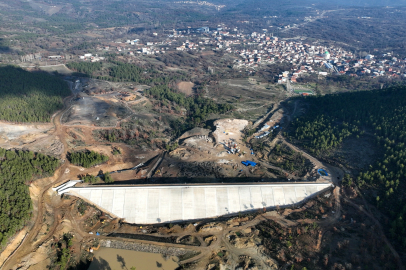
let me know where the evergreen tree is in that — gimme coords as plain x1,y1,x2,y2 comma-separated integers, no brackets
0,66,71,122
289,85,406,249
68,150,109,168
0,148,60,247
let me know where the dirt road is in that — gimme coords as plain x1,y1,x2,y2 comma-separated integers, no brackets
2,83,399,270
1,91,158,269
1,96,73,269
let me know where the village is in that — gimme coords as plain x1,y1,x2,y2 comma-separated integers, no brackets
15,23,406,86
2,0,406,268
171,28,406,82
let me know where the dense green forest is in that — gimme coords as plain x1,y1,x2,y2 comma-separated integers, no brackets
66,62,103,76
67,150,109,168
66,61,188,85
0,66,71,122
0,148,60,247
144,85,234,136
288,85,406,249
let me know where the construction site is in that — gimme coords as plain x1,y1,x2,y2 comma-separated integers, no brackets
0,74,402,270
55,182,333,224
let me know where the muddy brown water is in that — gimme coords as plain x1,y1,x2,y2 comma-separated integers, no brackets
88,247,179,270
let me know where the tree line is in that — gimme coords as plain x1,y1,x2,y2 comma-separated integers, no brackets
66,61,189,85
288,85,406,249
67,150,109,168
0,66,71,123
0,148,60,247
66,62,102,75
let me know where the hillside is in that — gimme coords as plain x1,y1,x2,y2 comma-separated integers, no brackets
288,85,406,250
0,66,71,122
0,148,60,247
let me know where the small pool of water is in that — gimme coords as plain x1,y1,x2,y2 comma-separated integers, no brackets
88,247,179,270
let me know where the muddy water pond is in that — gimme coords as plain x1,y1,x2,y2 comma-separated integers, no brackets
88,247,179,270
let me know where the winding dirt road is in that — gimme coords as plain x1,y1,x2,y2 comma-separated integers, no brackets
2,88,403,270
1,95,73,269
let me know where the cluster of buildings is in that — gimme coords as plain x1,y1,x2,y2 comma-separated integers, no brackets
232,36,348,68
219,32,406,81
20,53,42,62
176,40,205,51
18,24,406,82
95,39,170,56
173,1,226,11
153,27,406,81
344,54,406,79
78,53,105,62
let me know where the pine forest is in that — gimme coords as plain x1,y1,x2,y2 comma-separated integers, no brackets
0,66,71,123
0,148,60,247
289,86,406,249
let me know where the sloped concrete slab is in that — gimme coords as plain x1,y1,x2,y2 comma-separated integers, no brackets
66,183,332,224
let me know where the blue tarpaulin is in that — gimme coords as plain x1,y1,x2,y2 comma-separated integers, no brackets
317,168,328,176
242,160,257,167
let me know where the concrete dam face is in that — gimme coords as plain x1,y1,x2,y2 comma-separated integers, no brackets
57,183,332,224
